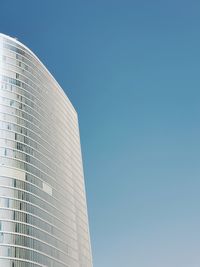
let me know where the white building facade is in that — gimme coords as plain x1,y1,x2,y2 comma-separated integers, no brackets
0,33,93,267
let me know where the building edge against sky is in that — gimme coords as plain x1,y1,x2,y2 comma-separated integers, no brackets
0,33,93,267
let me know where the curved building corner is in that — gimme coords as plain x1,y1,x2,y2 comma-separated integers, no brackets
0,33,93,267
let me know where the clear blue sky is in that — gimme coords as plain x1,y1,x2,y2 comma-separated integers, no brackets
1,1,200,266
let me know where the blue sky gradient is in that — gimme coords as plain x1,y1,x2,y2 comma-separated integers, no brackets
1,1,200,266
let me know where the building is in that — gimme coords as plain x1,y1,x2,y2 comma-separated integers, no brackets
0,33,93,267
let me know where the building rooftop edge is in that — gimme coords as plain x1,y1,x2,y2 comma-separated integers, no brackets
0,33,77,116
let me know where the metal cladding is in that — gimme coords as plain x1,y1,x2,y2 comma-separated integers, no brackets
0,33,93,267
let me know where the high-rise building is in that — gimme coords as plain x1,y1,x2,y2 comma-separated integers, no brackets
0,33,93,267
